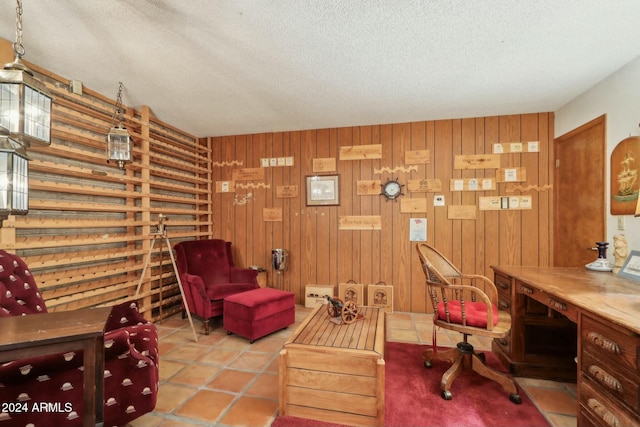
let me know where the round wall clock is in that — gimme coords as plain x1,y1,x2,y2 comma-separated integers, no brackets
381,178,404,201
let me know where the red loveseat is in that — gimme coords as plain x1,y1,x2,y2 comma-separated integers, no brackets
0,250,158,427
174,239,259,334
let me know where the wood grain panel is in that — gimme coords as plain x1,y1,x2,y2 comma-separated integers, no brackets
1,54,555,317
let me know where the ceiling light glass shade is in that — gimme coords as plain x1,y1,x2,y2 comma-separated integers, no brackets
106,124,132,169
0,58,52,146
0,135,29,219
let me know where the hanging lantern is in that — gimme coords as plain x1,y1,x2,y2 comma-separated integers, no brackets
106,82,132,169
0,0,53,146
0,135,29,223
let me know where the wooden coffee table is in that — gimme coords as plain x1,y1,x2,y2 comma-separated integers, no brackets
279,304,385,427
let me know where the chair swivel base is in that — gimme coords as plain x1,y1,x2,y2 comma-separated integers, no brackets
423,341,521,404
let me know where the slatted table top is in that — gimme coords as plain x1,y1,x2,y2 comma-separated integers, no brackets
287,304,385,355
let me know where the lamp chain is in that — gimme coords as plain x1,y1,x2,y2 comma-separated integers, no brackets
111,82,125,127
13,0,25,58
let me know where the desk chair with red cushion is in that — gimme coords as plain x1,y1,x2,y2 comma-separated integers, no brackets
415,243,521,403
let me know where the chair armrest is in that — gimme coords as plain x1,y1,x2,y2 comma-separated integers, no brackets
230,267,258,284
104,323,159,365
437,282,498,330
459,273,499,305
183,273,209,299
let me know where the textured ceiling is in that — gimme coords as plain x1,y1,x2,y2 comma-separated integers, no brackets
1,0,640,137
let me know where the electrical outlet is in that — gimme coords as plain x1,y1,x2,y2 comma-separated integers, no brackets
618,216,625,230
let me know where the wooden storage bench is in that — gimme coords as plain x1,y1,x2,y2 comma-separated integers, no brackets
279,304,385,427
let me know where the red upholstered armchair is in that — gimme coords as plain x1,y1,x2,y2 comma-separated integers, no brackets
174,239,259,334
0,250,159,427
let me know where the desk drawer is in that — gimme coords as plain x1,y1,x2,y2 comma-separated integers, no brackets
516,282,578,322
580,376,640,427
582,315,640,374
494,272,511,299
581,350,640,412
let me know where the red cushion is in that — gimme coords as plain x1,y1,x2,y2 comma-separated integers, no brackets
436,300,499,328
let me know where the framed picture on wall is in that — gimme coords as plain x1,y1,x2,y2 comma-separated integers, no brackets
306,174,340,206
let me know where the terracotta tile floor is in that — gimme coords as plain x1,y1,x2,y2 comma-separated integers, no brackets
129,306,577,427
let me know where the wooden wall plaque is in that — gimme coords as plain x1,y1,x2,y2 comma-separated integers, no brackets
449,178,496,192
276,185,298,198
232,167,266,181
338,215,382,230
610,136,640,214
263,207,283,221
448,205,477,220
215,181,235,193
495,167,526,183
404,149,430,165
493,141,540,153
400,198,427,213
454,154,500,170
407,179,442,193
356,180,382,195
479,196,532,210
339,144,382,160
313,157,336,172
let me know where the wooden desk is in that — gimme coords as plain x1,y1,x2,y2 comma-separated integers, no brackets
279,304,385,427
0,307,112,427
491,266,640,426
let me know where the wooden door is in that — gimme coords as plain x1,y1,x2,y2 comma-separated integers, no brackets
554,115,606,267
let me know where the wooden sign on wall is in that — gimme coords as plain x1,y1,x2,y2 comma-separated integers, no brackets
449,178,496,192
338,215,382,230
215,181,236,193
495,167,526,183
493,141,540,153
339,144,382,160
276,185,298,198
479,196,532,210
407,179,442,193
263,207,283,221
448,205,477,220
454,154,500,170
357,180,382,195
404,149,430,165
232,167,266,181
400,198,427,213
313,157,336,172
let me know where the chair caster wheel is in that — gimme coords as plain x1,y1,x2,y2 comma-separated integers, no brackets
424,360,432,368
509,393,522,404
227,331,232,335
441,390,453,400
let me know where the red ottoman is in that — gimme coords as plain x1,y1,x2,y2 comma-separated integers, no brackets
223,288,295,343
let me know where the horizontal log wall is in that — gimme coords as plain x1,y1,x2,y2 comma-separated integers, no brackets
211,114,554,312
0,40,211,321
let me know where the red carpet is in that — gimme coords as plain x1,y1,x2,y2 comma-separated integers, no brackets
272,341,550,427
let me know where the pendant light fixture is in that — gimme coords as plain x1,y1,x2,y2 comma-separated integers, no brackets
106,82,132,169
0,0,53,146
0,135,29,224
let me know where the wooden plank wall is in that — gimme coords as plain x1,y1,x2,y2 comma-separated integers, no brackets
211,114,554,312
0,40,212,321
